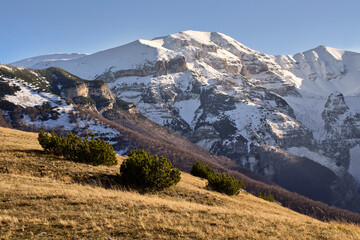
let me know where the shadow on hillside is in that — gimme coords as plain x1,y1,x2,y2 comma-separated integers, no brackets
5,149,63,161
5,149,43,154
73,173,124,190
4,149,124,190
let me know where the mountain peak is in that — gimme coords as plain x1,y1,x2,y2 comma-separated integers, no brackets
315,45,327,49
297,45,346,62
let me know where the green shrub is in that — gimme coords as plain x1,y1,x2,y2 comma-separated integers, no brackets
113,98,134,111
38,130,117,166
190,161,246,196
190,161,215,179
73,96,96,106
0,81,20,98
0,100,17,111
258,192,275,202
38,130,65,155
207,173,245,196
77,133,117,166
120,149,181,191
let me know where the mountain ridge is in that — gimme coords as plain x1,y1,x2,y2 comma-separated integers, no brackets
10,53,88,69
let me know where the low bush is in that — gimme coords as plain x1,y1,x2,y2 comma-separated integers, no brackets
190,161,245,196
73,96,96,106
0,100,17,111
120,149,181,191
258,192,275,202
207,173,246,196
38,130,117,166
190,161,215,179
0,81,20,98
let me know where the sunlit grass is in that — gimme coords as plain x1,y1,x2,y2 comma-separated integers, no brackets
1,127,360,239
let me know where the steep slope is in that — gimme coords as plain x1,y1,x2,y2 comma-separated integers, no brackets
2,127,360,239
10,31,360,212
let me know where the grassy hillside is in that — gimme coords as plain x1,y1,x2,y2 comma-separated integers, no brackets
1,127,360,239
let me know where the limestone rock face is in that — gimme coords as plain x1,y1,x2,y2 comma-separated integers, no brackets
63,83,88,99
87,81,115,113
87,82,115,100
96,56,188,82
320,93,360,168
62,81,115,113
154,56,188,76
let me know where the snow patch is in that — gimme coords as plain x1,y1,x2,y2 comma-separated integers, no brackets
325,46,345,61
173,98,200,125
4,80,52,107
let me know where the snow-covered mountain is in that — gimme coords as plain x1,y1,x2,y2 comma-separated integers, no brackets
10,53,87,69
12,31,360,211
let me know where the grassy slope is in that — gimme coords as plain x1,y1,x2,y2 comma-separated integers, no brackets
0,127,360,239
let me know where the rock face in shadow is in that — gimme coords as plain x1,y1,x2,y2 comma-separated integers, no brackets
248,145,360,212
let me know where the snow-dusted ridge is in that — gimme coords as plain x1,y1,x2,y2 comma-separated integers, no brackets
20,40,183,80
10,53,88,69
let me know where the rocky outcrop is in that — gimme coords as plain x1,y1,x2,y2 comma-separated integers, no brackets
61,81,115,113
87,81,115,113
96,56,188,82
322,92,349,123
154,56,188,76
320,93,360,168
63,83,88,99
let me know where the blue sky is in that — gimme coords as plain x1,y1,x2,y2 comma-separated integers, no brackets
1,0,360,63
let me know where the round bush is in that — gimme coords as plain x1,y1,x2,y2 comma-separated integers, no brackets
190,161,215,179
120,149,181,191
207,173,245,196
74,133,117,166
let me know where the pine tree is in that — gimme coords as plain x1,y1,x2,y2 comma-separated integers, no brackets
120,149,181,191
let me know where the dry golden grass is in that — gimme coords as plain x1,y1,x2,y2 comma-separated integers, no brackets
1,127,360,239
